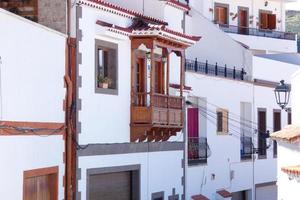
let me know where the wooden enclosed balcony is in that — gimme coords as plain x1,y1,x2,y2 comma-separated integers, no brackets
129,19,200,142
130,36,186,142
131,93,183,142
132,93,183,125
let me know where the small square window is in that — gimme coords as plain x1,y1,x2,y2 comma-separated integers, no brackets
95,40,118,95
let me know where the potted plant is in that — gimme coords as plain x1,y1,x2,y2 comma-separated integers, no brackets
98,75,112,89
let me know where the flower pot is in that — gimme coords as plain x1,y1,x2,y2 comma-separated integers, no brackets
99,83,109,89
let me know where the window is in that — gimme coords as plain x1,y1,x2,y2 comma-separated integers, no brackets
217,109,228,134
258,109,267,158
273,110,281,158
240,102,252,160
95,40,118,94
23,166,58,200
288,111,292,125
214,3,229,25
259,11,276,30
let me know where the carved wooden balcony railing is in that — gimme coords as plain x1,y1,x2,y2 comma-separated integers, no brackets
131,93,183,142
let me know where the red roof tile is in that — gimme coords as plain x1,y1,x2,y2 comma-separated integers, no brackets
80,0,167,25
192,194,210,200
161,26,201,41
166,0,191,11
282,165,300,175
217,189,232,198
96,20,201,45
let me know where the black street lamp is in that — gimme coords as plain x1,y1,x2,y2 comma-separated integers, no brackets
274,80,291,111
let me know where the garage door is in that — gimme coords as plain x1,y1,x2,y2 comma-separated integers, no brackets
256,184,277,200
89,171,131,200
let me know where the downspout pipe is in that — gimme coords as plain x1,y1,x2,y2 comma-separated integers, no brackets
65,0,75,199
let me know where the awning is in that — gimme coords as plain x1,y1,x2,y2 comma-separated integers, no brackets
191,194,210,200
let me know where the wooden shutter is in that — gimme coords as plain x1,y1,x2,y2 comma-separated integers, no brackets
268,14,276,29
217,109,228,134
222,110,229,133
260,12,268,29
217,111,223,133
258,110,267,156
214,7,221,23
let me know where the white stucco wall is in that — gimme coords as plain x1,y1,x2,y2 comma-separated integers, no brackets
0,9,66,200
291,70,300,125
253,56,300,83
78,150,184,200
0,136,65,200
277,142,300,200
185,9,253,74
0,9,66,123
189,0,297,53
195,0,285,31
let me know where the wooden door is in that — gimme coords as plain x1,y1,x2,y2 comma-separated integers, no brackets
24,174,57,200
258,110,267,157
238,9,248,34
136,58,146,106
154,61,165,94
260,12,268,29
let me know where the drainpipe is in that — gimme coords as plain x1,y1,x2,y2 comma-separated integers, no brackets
65,0,76,199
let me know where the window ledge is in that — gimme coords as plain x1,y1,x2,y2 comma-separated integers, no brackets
95,87,118,95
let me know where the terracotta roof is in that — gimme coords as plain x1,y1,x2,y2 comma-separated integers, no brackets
132,25,201,45
191,194,210,200
166,0,191,11
282,165,300,176
96,20,132,36
271,125,300,143
79,0,167,25
216,189,232,198
96,20,201,45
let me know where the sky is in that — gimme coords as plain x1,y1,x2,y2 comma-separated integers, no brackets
286,1,300,11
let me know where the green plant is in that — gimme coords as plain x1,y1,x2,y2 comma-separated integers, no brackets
98,75,112,85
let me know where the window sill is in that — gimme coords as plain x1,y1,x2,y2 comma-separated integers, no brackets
95,87,118,95
188,159,207,166
258,155,267,159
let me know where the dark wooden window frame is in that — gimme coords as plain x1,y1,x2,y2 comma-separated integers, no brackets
95,39,118,95
23,166,59,200
288,110,292,125
259,9,276,30
257,108,267,159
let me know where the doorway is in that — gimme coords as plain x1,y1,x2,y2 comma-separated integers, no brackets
238,7,249,34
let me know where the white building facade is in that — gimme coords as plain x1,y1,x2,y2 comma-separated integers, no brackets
73,0,199,199
0,9,66,200
270,69,300,200
184,0,299,200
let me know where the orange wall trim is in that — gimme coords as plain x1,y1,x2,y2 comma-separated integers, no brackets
0,121,65,136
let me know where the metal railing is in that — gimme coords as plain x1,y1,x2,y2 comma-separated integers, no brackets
185,59,248,81
218,24,297,41
241,136,253,159
188,137,208,164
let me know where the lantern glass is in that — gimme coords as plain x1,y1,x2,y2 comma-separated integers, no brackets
274,80,290,110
